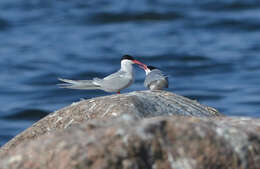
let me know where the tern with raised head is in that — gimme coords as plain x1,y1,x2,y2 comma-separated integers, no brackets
58,55,145,94
140,65,169,90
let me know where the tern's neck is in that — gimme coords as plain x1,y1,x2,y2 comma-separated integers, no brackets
145,69,151,75
120,60,133,73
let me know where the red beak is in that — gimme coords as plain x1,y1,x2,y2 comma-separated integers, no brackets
133,60,146,67
138,64,148,70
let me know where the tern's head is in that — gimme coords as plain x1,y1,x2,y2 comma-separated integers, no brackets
120,55,145,66
121,55,135,62
139,65,158,75
147,66,158,70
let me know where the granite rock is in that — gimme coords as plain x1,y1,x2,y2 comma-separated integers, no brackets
0,115,259,169
0,90,221,155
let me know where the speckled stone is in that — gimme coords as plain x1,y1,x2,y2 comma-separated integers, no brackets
0,115,259,169
0,90,221,155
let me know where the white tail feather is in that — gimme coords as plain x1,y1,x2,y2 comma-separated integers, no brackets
58,78,100,90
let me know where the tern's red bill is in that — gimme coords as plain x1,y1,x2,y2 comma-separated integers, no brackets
133,60,146,67
138,63,148,70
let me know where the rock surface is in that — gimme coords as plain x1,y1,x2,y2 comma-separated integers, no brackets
0,90,221,155
0,115,259,169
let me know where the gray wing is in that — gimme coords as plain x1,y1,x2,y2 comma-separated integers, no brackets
144,69,168,88
59,78,94,84
103,70,125,80
98,70,134,92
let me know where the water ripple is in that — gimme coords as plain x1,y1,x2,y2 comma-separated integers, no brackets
0,17,10,30
89,11,183,24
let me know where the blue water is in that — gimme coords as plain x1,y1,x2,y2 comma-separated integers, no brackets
1,0,260,146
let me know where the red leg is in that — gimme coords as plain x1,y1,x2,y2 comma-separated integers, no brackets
117,91,120,94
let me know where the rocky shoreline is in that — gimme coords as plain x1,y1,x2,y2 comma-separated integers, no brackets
0,91,259,169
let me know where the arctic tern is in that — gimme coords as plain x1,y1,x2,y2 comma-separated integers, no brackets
58,55,145,94
139,65,169,90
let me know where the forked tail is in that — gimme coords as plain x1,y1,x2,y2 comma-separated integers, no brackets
58,78,101,90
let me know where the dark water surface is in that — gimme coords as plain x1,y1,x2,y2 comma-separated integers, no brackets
1,0,260,146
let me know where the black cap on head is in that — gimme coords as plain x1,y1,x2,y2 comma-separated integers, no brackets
147,65,158,70
121,55,135,61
